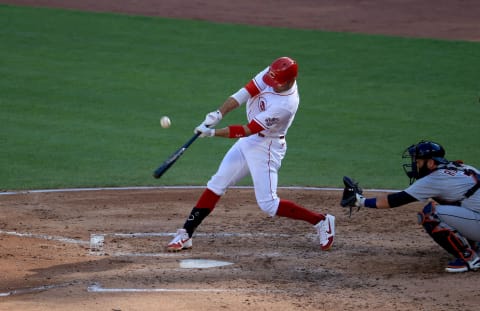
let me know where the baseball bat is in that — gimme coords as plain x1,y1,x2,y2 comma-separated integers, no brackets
152,132,201,179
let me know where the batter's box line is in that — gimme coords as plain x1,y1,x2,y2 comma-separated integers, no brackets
0,229,89,246
87,282,285,294
0,281,82,297
98,232,292,238
89,232,294,256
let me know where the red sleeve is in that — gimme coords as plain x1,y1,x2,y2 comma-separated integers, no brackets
245,80,261,97
247,120,264,134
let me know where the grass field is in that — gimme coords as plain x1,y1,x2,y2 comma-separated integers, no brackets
1,5,479,190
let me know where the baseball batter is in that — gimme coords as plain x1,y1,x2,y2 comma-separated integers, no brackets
167,57,335,252
344,140,480,273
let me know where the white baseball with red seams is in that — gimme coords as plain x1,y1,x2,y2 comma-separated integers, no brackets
206,67,299,216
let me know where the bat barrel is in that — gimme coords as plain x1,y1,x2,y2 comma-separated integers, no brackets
152,132,201,179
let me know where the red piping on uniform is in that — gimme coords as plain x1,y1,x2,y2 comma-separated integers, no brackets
267,140,275,201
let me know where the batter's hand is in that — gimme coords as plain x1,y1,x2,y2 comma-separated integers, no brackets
203,110,223,127
195,123,215,138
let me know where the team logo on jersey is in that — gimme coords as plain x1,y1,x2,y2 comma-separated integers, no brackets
265,117,279,126
259,100,266,111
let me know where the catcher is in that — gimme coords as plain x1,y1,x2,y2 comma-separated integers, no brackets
341,140,480,273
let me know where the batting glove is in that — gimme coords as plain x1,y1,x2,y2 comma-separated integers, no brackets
195,123,215,138
203,110,222,127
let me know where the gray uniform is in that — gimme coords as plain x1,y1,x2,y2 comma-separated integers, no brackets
405,163,480,241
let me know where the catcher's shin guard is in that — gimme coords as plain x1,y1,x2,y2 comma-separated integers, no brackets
419,203,474,260
430,227,476,261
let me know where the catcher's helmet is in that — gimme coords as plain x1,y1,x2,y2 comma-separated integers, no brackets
402,140,448,184
263,57,298,88
413,141,447,163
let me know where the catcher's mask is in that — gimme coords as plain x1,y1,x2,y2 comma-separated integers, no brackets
402,140,448,184
263,56,298,89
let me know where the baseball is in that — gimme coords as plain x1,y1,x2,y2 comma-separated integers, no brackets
160,116,171,128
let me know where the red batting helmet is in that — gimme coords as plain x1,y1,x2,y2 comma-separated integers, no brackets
263,57,298,88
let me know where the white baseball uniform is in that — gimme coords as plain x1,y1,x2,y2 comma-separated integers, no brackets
206,67,299,216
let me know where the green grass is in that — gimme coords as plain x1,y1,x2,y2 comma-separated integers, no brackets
1,5,479,190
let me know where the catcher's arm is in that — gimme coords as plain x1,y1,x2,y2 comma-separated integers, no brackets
340,176,366,217
340,177,411,214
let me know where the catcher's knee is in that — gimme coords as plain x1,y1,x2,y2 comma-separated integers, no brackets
417,202,440,233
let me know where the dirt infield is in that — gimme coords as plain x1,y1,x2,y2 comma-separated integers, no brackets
4,0,480,41
2,1,480,310
2,187,479,311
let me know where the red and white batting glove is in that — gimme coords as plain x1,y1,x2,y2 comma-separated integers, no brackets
203,110,222,127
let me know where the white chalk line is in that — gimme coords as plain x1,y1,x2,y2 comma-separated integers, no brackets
0,230,89,246
91,232,295,257
87,282,284,294
106,232,292,238
1,281,279,297
0,282,283,297
0,229,292,246
0,281,80,297
0,229,294,256
94,250,289,258
0,185,397,196
0,280,284,297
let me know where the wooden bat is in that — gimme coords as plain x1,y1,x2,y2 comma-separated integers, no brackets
152,132,201,179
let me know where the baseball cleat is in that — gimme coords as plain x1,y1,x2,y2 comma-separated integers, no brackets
468,255,480,271
315,214,335,251
446,258,469,273
445,255,480,273
166,228,192,252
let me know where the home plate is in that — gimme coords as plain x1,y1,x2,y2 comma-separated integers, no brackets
179,259,233,269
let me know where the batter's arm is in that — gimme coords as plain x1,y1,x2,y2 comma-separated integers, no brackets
215,86,253,118
217,96,241,117
201,97,240,129
213,120,264,138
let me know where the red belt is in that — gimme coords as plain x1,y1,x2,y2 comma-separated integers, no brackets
258,133,285,139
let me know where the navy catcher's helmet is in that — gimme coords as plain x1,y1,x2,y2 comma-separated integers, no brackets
414,141,447,163
402,140,448,184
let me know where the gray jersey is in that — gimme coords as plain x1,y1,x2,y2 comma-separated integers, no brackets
405,163,480,213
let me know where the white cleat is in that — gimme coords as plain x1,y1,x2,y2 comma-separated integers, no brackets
166,229,192,252
315,214,335,251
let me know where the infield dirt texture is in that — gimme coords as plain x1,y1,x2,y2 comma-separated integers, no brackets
1,1,480,310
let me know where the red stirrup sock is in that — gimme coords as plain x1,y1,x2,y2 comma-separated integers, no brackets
276,199,324,225
195,188,221,211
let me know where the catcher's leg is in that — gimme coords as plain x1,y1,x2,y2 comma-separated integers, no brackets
418,202,480,272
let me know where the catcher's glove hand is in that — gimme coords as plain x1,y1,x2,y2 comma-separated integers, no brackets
340,176,364,217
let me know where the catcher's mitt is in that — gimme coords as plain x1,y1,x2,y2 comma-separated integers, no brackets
340,176,363,216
